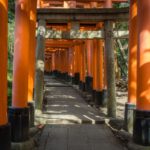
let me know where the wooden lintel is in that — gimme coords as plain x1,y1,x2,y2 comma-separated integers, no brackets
37,8,129,23
44,29,129,39
45,39,85,48
43,0,128,3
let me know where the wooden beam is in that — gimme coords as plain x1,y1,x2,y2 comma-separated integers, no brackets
43,0,128,2
45,40,85,48
44,29,129,39
37,8,129,23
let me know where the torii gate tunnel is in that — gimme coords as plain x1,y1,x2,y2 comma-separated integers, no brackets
1,0,150,149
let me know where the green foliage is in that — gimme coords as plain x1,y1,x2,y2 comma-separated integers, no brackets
8,1,15,105
113,2,129,79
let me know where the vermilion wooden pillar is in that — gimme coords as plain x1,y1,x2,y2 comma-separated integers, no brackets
92,39,98,103
73,45,80,85
54,50,58,77
124,0,137,133
58,50,62,77
90,2,98,8
95,40,107,107
104,0,113,8
0,0,11,149
97,40,104,92
57,50,61,77
61,50,66,79
79,43,86,91
65,49,70,81
133,0,150,146
9,0,30,142
52,52,56,73
37,0,41,8
68,47,74,82
64,0,76,8
86,40,93,78
54,51,58,76
85,40,93,93
63,50,68,80
28,0,37,128
28,0,37,102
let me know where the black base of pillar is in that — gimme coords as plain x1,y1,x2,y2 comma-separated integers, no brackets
61,72,65,80
124,103,136,133
49,71,53,76
53,70,58,76
62,72,68,81
85,76,93,93
92,90,96,102
66,74,72,82
28,102,35,128
133,109,150,146
0,124,11,150
44,71,50,75
9,107,29,142
94,90,107,107
79,81,85,91
53,70,61,78
71,76,75,84
72,73,80,85
57,71,61,78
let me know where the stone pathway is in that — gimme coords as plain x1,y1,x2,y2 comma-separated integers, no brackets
37,76,126,150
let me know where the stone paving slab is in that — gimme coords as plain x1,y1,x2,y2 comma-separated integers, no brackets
38,125,126,150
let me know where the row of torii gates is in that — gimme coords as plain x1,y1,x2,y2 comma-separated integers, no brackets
0,0,150,149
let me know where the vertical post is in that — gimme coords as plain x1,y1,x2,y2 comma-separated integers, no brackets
92,39,98,104
133,0,150,146
68,47,74,82
85,40,93,93
124,0,137,133
63,49,68,80
73,45,80,85
9,0,30,142
37,0,41,8
104,0,112,8
104,21,116,118
98,40,104,92
52,52,56,74
28,0,37,128
34,19,46,113
79,44,86,91
64,0,78,84
54,51,58,76
0,0,11,149
103,0,112,103
61,50,65,79
65,49,70,81
95,40,107,107
90,2,98,8
57,50,61,77
63,1,76,8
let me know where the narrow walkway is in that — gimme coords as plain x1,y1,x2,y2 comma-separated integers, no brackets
37,76,126,150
